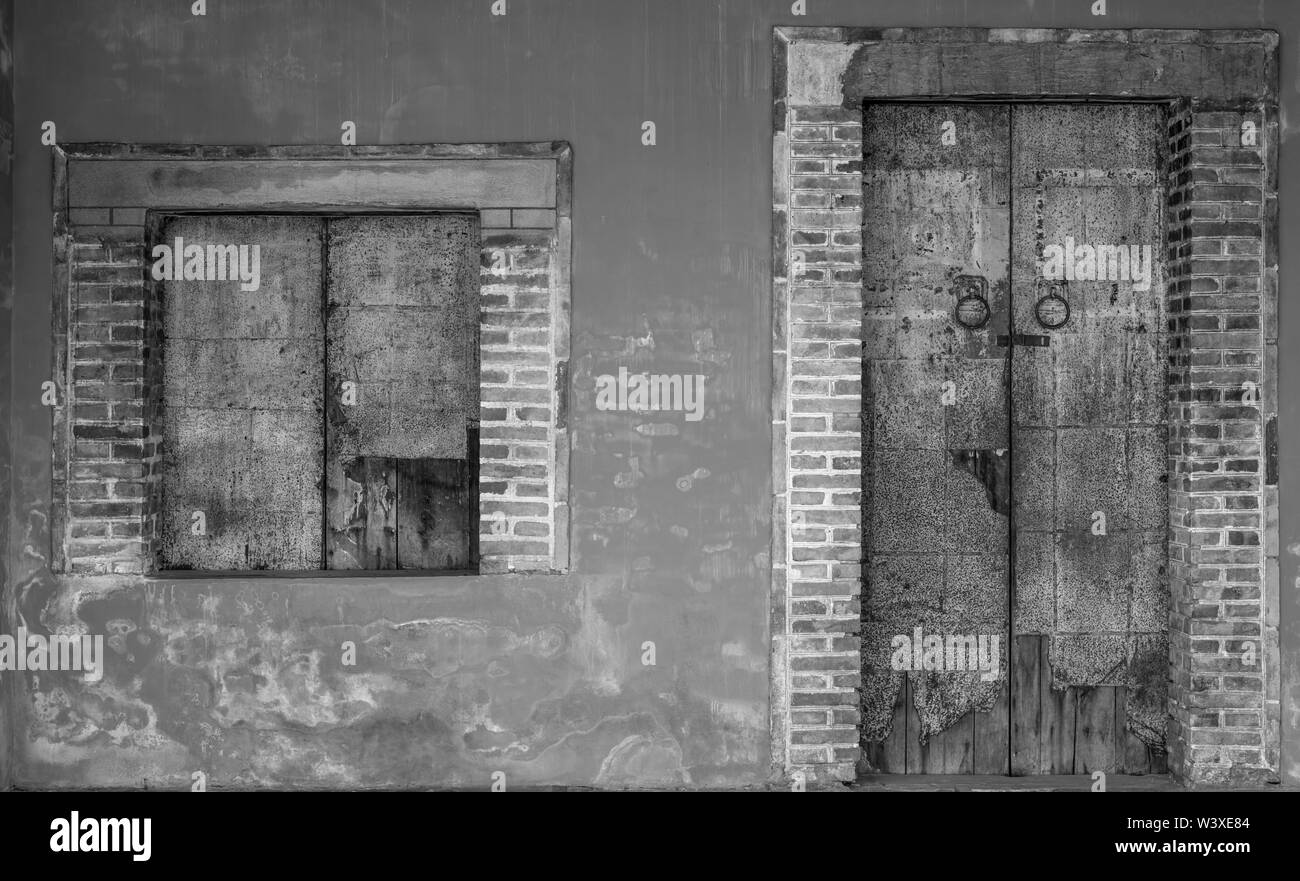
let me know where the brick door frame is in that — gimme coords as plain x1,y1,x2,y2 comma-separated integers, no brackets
771,28,1282,786
50,142,573,578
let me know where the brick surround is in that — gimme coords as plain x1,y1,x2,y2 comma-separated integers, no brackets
772,28,1280,786
1165,104,1279,781
51,143,573,577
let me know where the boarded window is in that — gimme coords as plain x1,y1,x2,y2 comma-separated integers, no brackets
324,216,480,570
156,213,480,573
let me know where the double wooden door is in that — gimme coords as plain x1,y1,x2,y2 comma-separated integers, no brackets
859,103,1169,774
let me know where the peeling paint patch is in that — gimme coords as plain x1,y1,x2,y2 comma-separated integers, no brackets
951,448,1011,516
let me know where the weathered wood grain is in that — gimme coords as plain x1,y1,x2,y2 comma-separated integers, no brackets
158,215,324,571
1074,686,1120,774
1010,635,1042,775
396,458,475,571
973,683,1010,774
1041,648,1077,774
325,215,480,571
861,102,1012,770
1010,103,1168,773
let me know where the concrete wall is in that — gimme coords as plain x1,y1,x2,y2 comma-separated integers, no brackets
5,0,1300,789
0,0,11,793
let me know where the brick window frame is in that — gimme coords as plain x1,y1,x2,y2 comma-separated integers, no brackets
771,28,1281,786
51,142,573,577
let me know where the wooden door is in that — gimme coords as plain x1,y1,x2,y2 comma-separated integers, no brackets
860,103,1013,773
859,103,1169,775
1008,105,1169,775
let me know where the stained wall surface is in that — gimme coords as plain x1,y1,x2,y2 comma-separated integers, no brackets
5,0,1300,788
0,0,12,792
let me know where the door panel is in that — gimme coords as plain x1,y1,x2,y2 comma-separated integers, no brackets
859,102,1169,775
1009,104,1168,774
158,214,325,571
325,214,481,571
860,104,1012,774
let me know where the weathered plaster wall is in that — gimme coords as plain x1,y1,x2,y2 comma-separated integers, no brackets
0,0,12,792
5,0,1300,789
10,0,775,790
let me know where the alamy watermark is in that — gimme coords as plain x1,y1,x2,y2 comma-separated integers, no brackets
151,237,262,292
594,366,706,422
889,626,1001,682
1039,237,1153,291
0,626,105,682
49,812,150,861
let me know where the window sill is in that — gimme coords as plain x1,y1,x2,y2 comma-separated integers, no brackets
147,568,480,580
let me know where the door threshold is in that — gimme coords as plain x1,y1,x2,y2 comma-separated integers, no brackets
852,773,1179,792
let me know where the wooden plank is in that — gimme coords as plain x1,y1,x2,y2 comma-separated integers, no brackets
923,710,975,774
158,214,324,571
864,684,908,774
862,102,1012,774
973,683,1010,774
1116,686,1136,775
886,677,977,774
325,454,358,570
1073,686,1119,774
1117,685,1166,775
904,678,923,775
1009,634,1041,775
396,458,474,571
70,159,556,210
363,458,398,570
325,215,480,571
326,457,397,570
1042,643,1076,774
853,772,1180,792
